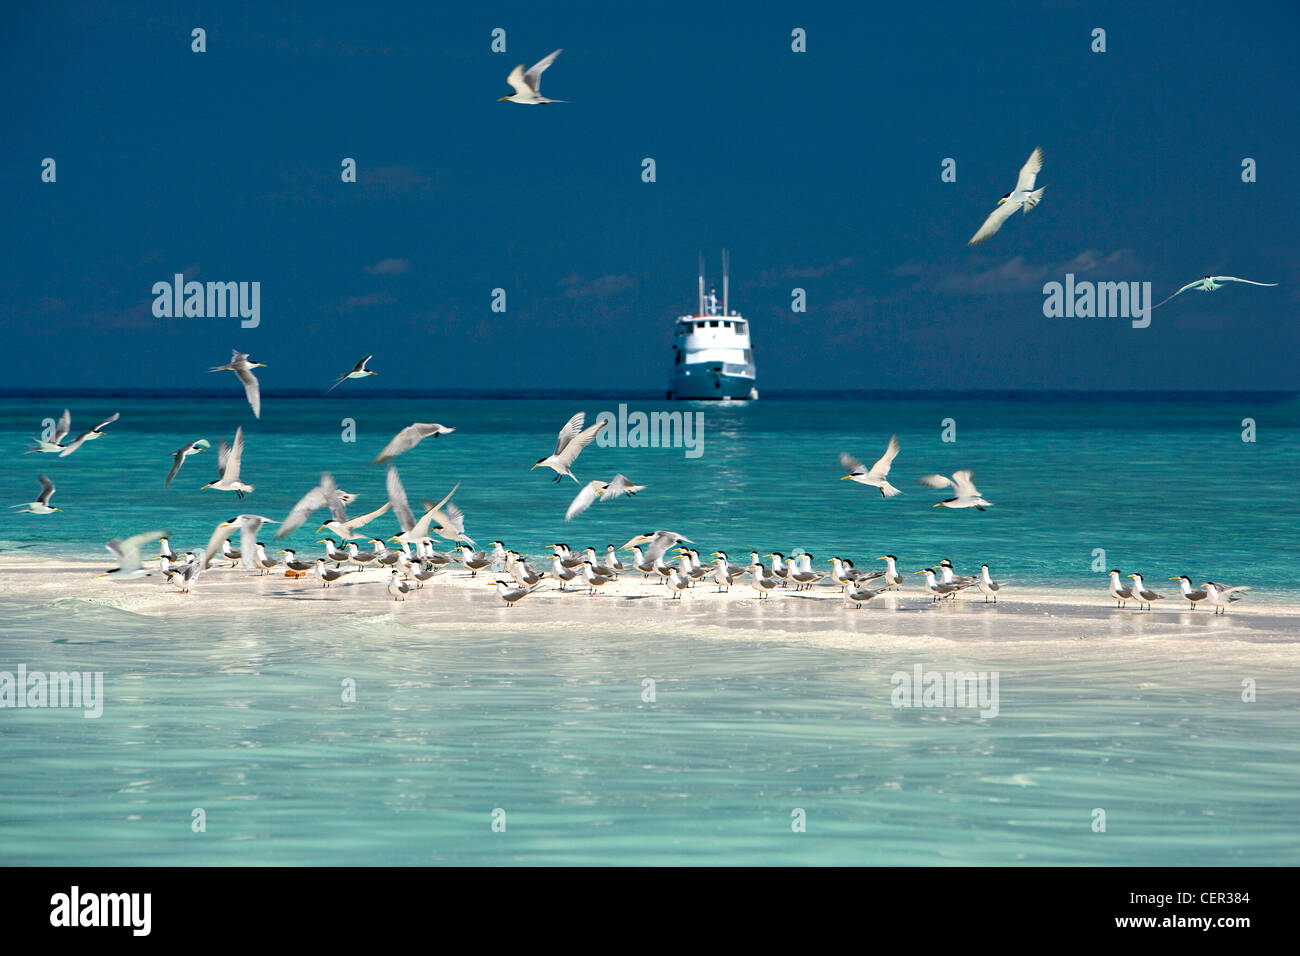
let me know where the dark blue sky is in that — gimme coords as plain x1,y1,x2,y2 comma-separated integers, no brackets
4,0,1297,392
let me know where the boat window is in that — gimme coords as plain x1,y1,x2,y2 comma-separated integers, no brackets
710,320,719,328
736,321,746,333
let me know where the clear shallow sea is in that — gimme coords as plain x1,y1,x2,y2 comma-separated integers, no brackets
1,391,1298,865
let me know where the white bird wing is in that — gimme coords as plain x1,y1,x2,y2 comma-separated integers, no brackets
505,63,531,96
950,469,979,497
164,446,189,487
57,431,92,457
202,522,238,568
238,516,272,568
600,474,644,500
967,201,1019,246
53,409,71,444
276,474,344,539
386,466,416,532
1152,279,1207,310
112,529,167,573
553,412,586,456
565,481,605,521
523,49,561,92
345,500,392,533
223,427,245,481
839,453,866,476
867,434,900,478
1212,277,1278,287
36,474,55,505
94,411,120,432
373,423,453,464
432,500,473,545
918,473,956,489
555,420,606,468
1015,146,1043,192
235,365,261,418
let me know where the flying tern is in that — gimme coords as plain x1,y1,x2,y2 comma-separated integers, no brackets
839,435,902,497
565,474,647,520
1153,275,1278,310
327,354,377,393
58,412,120,457
165,439,210,488
533,412,606,482
209,350,265,418
968,147,1045,246
372,422,455,464
919,470,992,510
498,49,565,104
27,409,71,454
13,474,59,514
202,427,253,497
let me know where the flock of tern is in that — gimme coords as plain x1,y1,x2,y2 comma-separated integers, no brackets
13,397,1253,614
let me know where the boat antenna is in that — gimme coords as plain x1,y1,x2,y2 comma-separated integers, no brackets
698,252,705,316
722,249,730,316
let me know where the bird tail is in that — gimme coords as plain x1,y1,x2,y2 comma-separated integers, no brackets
879,481,902,498
1023,187,1045,211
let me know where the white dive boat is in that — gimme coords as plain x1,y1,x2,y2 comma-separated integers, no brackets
668,250,758,401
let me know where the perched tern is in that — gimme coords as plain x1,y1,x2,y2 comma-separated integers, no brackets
372,422,455,464
165,439,210,488
314,558,352,587
1153,275,1278,310
844,580,885,608
163,560,201,593
327,354,377,393
202,427,253,497
1128,573,1164,611
1107,570,1135,608
58,412,120,458
919,470,992,510
387,569,412,601
489,579,544,606
202,514,276,570
498,49,565,105
839,435,902,497
27,409,71,454
1202,581,1251,614
916,568,965,603
1170,576,1208,609
209,350,265,418
977,565,1005,604
968,146,1045,246
621,531,692,565
13,474,59,514
746,561,778,599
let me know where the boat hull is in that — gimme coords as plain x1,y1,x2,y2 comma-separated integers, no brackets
669,364,757,400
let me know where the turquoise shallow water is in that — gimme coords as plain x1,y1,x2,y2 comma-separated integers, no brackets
1,392,1299,865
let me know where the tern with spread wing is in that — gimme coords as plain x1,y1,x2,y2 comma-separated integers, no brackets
27,409,71,454
1152,275,1278,310
276,473,350,539
209,350,265,418
165,439,210,488
498,49,564,104
918,470,992,510
533,412,606,482
372,422,455,464
968,147,1045,246
565,474,647,520
58,412,120,457
13,474,60,514
840,435,902,498
327,354,378,393
202,514,277,570
202,427,253,497
99,530,167,578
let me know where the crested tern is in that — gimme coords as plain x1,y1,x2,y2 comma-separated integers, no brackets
533,412,606,482
1153,275,1278,310
99,530,167,578
13,474,60,514
918,470,992,510
327,354,378,393
489,579,544,606
58,412,120,458
372,422,455,464
27,409,71,454
202,514,276,570
165,439,210,488
1203,581,1251,614
844,580,885,608
1128,573,1164,611
498,49,565,105
976,564,1005,604
839,435,902,497
202,427,254,497
565,474,647,520
209,350,265,418
968,146,1045,246
1170,576,1208,609
387,569,412,601
1107,569,1135,608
